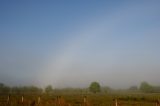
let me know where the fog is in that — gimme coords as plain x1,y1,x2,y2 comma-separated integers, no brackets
0,1,160,89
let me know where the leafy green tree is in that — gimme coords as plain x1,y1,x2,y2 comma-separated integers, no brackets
140,82,153,93
45,85,53,94
89,82,101,93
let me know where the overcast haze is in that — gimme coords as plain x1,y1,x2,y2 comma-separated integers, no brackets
0,0,160,89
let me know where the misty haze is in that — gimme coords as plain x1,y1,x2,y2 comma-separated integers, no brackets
0,0,160,106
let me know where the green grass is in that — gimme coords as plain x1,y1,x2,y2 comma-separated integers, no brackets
0,93,160,106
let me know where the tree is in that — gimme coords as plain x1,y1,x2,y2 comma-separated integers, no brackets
0,83,10,94
101,86,112,93
45,85,53,94
129,86,138,91
89,82,101,93
152,86,160,93
140,82,153,93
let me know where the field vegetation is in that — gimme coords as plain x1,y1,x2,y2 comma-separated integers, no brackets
0,82,160,106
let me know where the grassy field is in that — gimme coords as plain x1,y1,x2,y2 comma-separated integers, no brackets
0,93,160,106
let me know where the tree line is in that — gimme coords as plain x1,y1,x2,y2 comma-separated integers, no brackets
139,81,160,93
0,81,160,95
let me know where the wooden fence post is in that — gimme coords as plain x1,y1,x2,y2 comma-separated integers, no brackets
38,96,41,105
115,99,118,106
156,99,160,106
83,96,87,106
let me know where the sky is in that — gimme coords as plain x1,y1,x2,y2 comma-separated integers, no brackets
0,0,160,89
